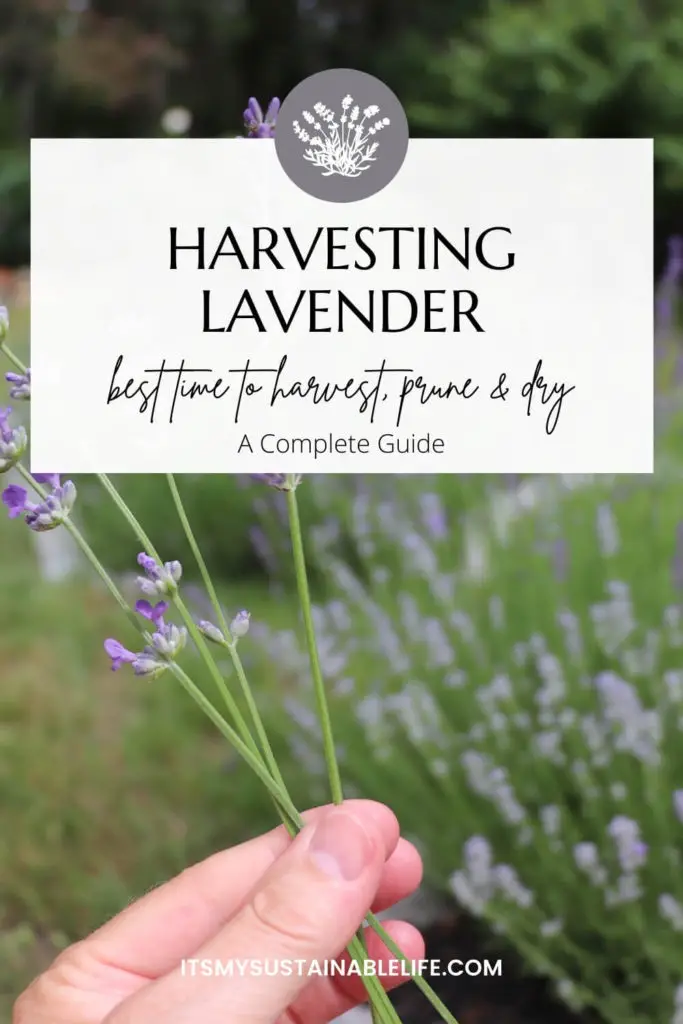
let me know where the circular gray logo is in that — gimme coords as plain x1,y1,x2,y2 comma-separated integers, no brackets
275,68,409,203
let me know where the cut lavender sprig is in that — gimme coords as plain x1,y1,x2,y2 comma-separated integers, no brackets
0,306,8,343
0,407,27,472
6,368,30,400
243,97,280,138
2,474,76,531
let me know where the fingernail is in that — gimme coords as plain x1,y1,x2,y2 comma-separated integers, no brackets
309,809,375,881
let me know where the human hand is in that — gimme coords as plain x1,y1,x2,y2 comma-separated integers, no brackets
14,800,425,1023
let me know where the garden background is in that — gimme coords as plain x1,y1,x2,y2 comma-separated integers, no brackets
1,1,683,1022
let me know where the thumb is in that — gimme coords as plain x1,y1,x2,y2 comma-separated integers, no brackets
114,806,393,1024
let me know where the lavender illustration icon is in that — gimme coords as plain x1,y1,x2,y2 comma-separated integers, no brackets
292,93,391,178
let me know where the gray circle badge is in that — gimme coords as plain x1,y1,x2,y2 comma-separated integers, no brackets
275,68,409,203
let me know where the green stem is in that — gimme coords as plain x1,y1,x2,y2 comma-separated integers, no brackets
0,342,27,374
285,484,403,1024
165,473,295,823
285,486,343,802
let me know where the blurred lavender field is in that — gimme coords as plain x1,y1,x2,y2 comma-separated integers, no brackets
0,244,680,1023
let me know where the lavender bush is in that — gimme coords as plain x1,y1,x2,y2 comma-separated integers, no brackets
246,469,683,1024
238,249,683,1022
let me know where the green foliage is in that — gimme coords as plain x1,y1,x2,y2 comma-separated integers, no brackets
0,151,29,266
406,0,683,223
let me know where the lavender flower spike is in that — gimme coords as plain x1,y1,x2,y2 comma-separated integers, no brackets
0,306,8,342
136,552,183,598
6,368,30,401
1,477,76,531
251,473,302,491
0,407,27,473
244,97,280,138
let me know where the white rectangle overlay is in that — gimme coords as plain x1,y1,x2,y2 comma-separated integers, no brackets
30,137,653,474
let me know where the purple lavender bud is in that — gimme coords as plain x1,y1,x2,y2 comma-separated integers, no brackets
250,473,302,491
198,620,226,645
0,407,26,472
131,653,168,678
150,623,187,658
243,97,279,138
136,552,183,597
23,480,76,532
0,306,8,342
6,368,30,400
674,790,683,823
230,609,251,639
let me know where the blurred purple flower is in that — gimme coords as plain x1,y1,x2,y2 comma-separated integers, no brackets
34,473,61,488
656,235,683,331
0,407,26,472
5,368,30,400
674,790,683,823
244,97,280,138
251,473,302,491
2,483,28,518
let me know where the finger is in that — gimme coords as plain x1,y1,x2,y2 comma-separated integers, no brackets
372,838,423,911
287,919,425,1024
112,806,394,1024
82,800,402,978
